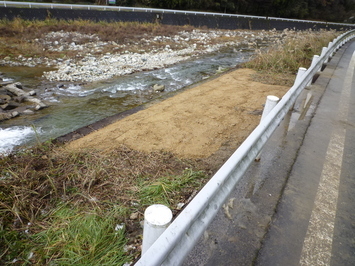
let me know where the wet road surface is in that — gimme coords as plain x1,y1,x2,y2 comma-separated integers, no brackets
184,40,355,265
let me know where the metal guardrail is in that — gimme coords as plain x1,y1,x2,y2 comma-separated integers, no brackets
0,1,355,28
2,1,353,263
135,30,355,265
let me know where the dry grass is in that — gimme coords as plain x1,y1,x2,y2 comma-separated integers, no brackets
0,18,196,60
0,142,208,264
244,29,339,85
0,19,344,264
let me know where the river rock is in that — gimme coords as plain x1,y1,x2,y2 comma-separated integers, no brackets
0,112,12,120
22,109,35,115
0,80,13,86
0,81,47,121
0,94,11,104
35,103,47,110
5,82,26,96
153,84,165,92
13,96,26,103
11,111,19,118
1,101,19,110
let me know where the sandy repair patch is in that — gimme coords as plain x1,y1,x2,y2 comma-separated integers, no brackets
67,68,289,158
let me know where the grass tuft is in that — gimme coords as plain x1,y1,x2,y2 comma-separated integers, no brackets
0,142,205,264
138,169,207,207
0,21,343,264
31,205,131,266
244,28,339,84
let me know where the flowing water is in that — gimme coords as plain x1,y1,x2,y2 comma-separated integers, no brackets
0,48,253,154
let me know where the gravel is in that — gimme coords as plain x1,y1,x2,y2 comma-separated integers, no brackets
0,29,286,83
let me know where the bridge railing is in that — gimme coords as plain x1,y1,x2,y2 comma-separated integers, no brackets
134,30,355,265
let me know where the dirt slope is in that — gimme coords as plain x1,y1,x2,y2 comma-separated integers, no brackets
66,68,289,159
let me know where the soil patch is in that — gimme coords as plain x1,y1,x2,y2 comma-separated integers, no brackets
67,68,289,160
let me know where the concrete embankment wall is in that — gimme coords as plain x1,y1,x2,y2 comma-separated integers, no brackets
0,6,353,31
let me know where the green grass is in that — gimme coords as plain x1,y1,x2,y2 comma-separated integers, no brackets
0,22,344,264
0,142,206,264
1,205,132,265
32,205,130,266
138,169,206,207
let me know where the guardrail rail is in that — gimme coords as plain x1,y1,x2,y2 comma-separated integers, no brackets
0,1,354,29
2,2,354,263
135,30,355,265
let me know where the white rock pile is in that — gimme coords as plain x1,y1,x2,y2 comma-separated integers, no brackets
43,48,194,82
0,28,286,83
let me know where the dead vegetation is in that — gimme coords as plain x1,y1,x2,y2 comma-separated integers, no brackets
0,19,343,265
0,18,195,61
0,142,209,264
244,28,339,85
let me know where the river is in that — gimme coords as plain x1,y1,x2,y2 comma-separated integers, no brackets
0,47,253,154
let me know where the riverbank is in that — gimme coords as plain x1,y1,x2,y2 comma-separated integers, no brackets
66,68,288,159
1,19,303,84
0,21,341,265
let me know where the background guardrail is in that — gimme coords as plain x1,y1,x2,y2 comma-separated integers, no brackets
135,30,355,265
2,2,354,262
0,1,354,31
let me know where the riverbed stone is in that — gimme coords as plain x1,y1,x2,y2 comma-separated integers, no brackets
0,81,47,120
0,112,11,121
13,96,26,103
2,101,20,110
153,84,165,92
22,109,35,115
0,94,11,104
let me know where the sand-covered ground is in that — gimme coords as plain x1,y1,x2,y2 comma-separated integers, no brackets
67,68,289,159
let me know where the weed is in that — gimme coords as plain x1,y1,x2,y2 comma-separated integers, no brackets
0,18,195,61
30,205,131,265
139,169,207,207
0,143,202,264
0,20,343,264
0,225,32,264
244,29,339,75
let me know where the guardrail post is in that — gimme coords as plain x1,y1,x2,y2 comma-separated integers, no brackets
308,55,320,84
294,67,307,86
329,41,336,57
321,47,329,64
142,204,173,254
299,92,313,120
255,95,279,161
311,55,319,69
260,95,280,121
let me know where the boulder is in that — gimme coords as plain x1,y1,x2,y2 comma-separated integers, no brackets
0,94,11,104
0,80,12,87
5,82,26,96
0,80,47,121
0,110,19,121
13,96,26,103
1,101,19,110
0,112,12,121
153,84,165,92
0,103,8,110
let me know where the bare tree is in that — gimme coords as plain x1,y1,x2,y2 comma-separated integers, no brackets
96,0,107,5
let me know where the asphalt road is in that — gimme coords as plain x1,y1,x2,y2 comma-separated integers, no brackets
184,40,355,265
